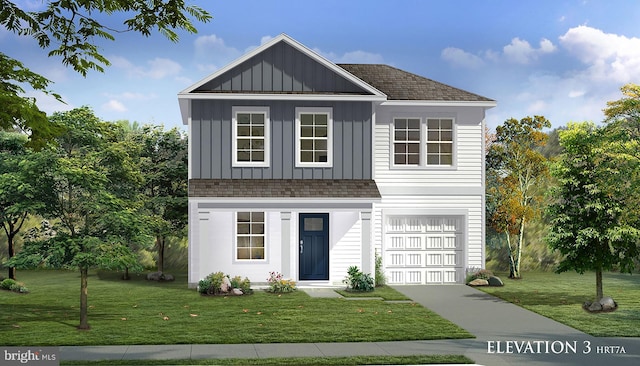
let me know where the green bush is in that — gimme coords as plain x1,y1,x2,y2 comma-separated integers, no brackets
197,279,213,294
1,278,17,290
375,253,386,287
231,276,252,294
344,266,374,292
466,269,494,283
1,278,29,293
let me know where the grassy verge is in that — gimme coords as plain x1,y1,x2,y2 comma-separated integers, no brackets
335,286,412,300
0,270,472,346
478,271,640,337
62,355,474,365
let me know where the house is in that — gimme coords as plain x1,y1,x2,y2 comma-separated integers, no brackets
178,34,495,287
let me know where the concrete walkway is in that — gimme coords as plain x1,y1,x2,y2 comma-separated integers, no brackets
59,285,640,365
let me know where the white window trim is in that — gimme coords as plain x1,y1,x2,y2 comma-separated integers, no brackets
389,117,456,170
295,107,333,168
232,106,270,167
234,211,268,262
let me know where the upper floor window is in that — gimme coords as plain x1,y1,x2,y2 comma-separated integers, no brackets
232,107,270,167
426,119,453,165
296,107,333,167
236,211,265,261
392,117,454,167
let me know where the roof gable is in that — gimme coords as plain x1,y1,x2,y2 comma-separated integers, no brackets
181,34,384,97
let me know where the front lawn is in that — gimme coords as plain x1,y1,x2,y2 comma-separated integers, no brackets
0,270,472,346
478,271,640,337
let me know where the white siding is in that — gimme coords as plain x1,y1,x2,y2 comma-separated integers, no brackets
330,212,362,284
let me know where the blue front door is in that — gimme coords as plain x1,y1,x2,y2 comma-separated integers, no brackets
299,213,329,280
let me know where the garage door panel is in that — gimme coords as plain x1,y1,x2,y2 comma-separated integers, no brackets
384,215,465,285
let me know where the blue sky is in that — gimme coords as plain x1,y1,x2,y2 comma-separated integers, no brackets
3,0,640,130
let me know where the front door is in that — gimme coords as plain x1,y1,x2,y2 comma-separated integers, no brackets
299,213,329,280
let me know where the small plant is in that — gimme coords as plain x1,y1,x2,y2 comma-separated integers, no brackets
266,271,296,293
198,273,252,295
230,276,252,294
344,266,374,292
1,278,17,290
197,279,213,294
374,253,386,287
1,278,29,293
466,269,494,283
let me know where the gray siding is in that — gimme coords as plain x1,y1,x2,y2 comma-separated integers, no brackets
195,41,370,94
192,100,372,179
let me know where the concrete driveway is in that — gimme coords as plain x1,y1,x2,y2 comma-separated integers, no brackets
393,285,640,366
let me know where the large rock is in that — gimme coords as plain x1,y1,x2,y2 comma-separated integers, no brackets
587,301,602,312
488,276,504,286
146,272,175,281
220,276,232,293
599,297,617,311
232,288,243,296
468,279,489,286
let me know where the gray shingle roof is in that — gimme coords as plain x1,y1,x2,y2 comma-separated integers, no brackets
189,179,381,199
338,64,494,102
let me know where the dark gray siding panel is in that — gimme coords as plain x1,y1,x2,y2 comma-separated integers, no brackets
195,41,370,94
191,100,372,180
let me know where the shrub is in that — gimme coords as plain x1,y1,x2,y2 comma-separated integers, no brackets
266,271,296,293
197,279,213,294
344,266,374,292
1,278,28,293
374,253,386,287
199,273,252,295
1,278,17,290
231,276,252,294
466,269,494,283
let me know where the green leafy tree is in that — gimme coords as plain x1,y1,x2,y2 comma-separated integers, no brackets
135,126,188,273
486,116,551,279
546,122,640,302
0,1,210,146
7,107,148,329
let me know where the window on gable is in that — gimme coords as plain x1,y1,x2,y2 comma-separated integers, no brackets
296,107,332,167
236,211,265,260
393,118,421,165
426,119,453,165
233,107,270,167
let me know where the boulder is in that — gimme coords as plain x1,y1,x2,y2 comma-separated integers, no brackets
487,276,504,286
599,297,617,311
587,301,602,312
162,273,175,281
146,271,162,281
468,279,489,286
220,276,232,293
232,288,243,296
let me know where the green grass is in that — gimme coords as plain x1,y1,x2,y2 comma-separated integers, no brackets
0,270,472,346
478,271,640,337
335,286,412,300
61,355,474,365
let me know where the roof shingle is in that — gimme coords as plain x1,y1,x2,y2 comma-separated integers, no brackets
338,64,494,102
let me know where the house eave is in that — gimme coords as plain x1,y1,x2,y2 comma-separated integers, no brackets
178,92,387,102
380,100,497,108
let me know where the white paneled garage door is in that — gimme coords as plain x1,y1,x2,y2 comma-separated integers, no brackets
384,216,464,284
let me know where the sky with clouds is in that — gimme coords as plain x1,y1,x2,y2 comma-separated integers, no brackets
3,0,640,130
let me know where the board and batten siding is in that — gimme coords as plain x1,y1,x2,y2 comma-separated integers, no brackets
194,40,370,94
191,100,372,179
374,105,485,187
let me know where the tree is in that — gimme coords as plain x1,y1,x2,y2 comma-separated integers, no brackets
7,107,147,329
0,132,55,278
135,126,188,273
0,1,210,146
486,116,551,278
546,122,640,302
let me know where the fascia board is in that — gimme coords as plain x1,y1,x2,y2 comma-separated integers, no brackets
380,100,497,108
178,33,386,98
177,93,387,102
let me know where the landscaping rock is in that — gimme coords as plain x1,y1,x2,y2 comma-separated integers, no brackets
162,273,175,281
232,288,243,296
487,276,504,286
221,276,232,293
599,297,617,311
468,279,489,286
587,301,602,312
146,271,175,281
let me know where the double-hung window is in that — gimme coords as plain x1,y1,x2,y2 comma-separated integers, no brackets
232,107,270,167
295,107,332,167
392,117,454,167
236,212,265,261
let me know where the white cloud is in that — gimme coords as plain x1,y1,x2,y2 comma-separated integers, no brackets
194,34,242,71
103,92,156,101
110,56,182,79
559,25,640,83
441,47,484,69
313,48,384,64
503,37,556,64
102,99,127,113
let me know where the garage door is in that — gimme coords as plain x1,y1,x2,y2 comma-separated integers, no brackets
384,216,464,284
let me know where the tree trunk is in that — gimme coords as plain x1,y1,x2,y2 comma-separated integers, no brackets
123,266,130,280
506,232,517,278
7,231,16,280
513,216,526,279
157,236,165,273
595,268,603,301
78,266,90,330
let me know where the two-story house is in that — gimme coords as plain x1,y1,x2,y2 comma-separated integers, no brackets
178,34,495,287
